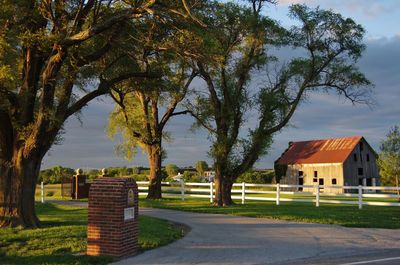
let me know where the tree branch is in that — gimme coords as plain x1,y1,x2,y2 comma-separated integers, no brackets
64,71,157,120
159,70,197,130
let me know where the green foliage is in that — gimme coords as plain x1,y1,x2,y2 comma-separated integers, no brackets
39,166,74,184
106,166,133,177
130,174,150,182
132,167,141,174
195,161,209,176
165,164,179,177
237,170,274,184
378,126,400,187
182,171,202,182
274,164,288,183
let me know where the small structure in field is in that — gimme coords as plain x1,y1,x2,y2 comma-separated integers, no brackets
275,136,379,193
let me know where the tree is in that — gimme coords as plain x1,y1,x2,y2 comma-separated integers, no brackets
377,126,400,199
107,16,198,199
39,166,74,184
165,164,179,177
187,1,372,205
108,68,195,198
195,161,209,176
0,0,199,227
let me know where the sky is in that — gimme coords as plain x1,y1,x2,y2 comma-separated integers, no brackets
42,0,400,170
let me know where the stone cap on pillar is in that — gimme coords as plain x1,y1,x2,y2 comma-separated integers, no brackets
75,168,83,175
100,168,109,177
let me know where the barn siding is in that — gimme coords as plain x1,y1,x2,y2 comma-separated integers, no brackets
343,138,380,187
283,163,344,193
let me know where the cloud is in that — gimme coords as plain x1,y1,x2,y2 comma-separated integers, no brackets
278,0,400,19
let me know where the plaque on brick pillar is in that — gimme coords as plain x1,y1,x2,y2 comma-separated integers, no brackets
87,178,139,257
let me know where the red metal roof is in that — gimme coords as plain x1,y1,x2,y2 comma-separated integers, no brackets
276,136,363,165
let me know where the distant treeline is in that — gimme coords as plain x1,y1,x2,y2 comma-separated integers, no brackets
39,165,275,184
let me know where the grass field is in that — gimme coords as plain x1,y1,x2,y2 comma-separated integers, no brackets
35,184,63,200
0,203,182,265
139,197,400,229
34,184,400,229
37,183,399,203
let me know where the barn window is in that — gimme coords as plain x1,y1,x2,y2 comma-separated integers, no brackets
353,154,357,162
360,142,364,151
299,171,303,176
366,154,370,161
358,168,363,175
319,178,324,185
313,177,318,183
314,171,318,178
332,178,337,185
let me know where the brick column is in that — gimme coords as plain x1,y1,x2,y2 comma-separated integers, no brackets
87,178,139,257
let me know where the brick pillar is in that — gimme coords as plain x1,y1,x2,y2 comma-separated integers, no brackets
87,178,139,257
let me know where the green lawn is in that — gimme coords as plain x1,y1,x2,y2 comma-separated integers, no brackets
35,184,64,200
0,203,182,265
139,197,400,229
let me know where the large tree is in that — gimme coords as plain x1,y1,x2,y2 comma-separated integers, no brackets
188,1,372,205
0,0,198,227
377,126,400,199
108,56,196,199
106,6,203,198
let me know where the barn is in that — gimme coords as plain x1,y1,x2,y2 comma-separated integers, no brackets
275,136,380,193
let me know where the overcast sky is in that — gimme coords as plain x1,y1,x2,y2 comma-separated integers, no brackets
42,0,400,170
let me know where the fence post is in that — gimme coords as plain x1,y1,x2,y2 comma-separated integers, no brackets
315,184,320,207
210,182,214,203
180,179,185,201
276,183,280,206
358,185,363,209
41,181,45,203
241,182,246,204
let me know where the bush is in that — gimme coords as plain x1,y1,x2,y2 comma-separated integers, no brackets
39,166,75,184
182,171,203,182
165,164,179,177
130,174,149,181
237,170,274,184
132,167,141,174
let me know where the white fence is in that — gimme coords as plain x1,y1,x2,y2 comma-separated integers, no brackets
137,181,400,209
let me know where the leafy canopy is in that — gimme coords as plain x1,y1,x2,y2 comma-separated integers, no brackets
378,126,400,186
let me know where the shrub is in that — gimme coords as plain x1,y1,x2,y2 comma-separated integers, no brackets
237,170,274,184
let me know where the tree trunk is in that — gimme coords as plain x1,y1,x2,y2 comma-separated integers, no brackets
0,147,42,228
214,165,234,206
146,143,163,199
396,175,399,201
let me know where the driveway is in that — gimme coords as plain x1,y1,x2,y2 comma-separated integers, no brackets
112,208,400,265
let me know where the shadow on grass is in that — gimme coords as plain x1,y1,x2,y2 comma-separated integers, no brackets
37,203,88,227
0,254,114,265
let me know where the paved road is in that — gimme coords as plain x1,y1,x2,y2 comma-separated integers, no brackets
112,208,400,265
50,201,400,264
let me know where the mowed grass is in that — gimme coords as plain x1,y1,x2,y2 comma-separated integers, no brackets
35,184,63,200
139,198,400,229
0,203,182,265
